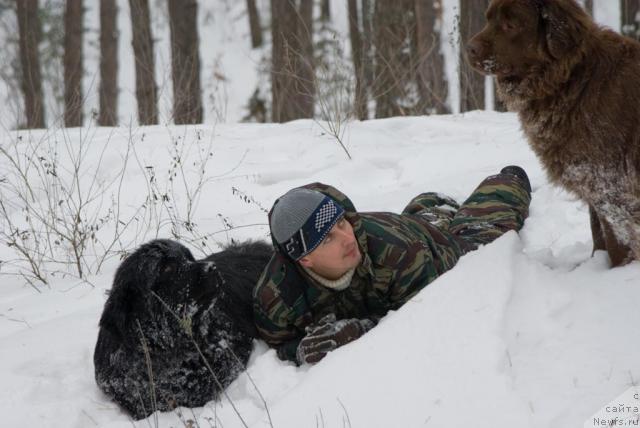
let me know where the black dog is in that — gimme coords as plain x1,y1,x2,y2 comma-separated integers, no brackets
93,239,273,420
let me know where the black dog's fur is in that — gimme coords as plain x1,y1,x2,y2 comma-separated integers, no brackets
93,239,273,420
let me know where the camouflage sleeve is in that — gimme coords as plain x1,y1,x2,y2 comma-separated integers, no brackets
362,212,459,311
253,259,302,363
386,240,440,309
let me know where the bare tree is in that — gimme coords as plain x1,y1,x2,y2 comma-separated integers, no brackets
415,0,450,114
270,0,288,122
459,0,488,112
298,0,314,114
494,86,507,111
361,0,374,115
168,0,203,124
246,0,263,48
373,0,415,118
99,0,118,126
583,0,594,15
16,0,45,129
621,0,640,40
64,0,83,127
321,0,330,22
129,0,158,125
348,0,367,119
270,0,315,122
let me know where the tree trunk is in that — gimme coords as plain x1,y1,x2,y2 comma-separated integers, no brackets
494,85,507,111
348,0,367,120
372,0,397,118
168,0,203,124
373,0,414,118
583,0,593,15
321,0,330,22
459,0,488,112
16,0,45,129
414,0,450,114
270,0,315,123
129,0,157,125
361,0,374,117
297,0,314,116
621,0,640,41
247,0,263,48
99,0,118,126
64,0,83,127
270,0,285,122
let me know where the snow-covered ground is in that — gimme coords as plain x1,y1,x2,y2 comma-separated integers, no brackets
0,111,638,427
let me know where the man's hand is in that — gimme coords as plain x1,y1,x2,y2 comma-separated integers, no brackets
296,314,375,365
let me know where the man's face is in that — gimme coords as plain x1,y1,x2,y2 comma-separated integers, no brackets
299,217,362,280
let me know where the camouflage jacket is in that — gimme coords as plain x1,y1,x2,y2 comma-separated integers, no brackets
253,183,471,363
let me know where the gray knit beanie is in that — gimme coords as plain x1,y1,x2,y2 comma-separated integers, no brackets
270,188,345,260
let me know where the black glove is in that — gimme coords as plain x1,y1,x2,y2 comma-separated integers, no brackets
296,314,375,365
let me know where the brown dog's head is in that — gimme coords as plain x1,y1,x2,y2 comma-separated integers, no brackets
467,0,594,99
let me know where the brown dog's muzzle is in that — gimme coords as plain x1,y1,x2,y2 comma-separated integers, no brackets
467,32,494,74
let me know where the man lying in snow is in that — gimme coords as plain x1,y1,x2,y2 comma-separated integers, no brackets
253,166,531,365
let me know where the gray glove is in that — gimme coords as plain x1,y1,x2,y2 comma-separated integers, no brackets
296,313,375,365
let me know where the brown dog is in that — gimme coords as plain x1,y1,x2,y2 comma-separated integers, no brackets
467,0,640,266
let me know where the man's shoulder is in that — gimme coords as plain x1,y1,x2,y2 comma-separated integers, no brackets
254,252,306,309
358,212,421,268
359,212,421,246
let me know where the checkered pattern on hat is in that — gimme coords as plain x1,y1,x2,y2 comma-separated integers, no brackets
314,199,338,232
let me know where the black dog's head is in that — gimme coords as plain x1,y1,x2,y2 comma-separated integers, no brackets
98,239,217,341
94,239,273,419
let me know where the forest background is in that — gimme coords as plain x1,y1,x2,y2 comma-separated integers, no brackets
5,0,640,132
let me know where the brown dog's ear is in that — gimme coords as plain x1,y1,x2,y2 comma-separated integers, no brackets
538,0,588,59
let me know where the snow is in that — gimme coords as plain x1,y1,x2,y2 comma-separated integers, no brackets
0,1,638,426
0,111,638,427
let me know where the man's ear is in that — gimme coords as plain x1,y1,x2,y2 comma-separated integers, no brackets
299,256,313,268
540,0,587,59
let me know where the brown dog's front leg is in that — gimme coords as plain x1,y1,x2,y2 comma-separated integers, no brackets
589,205,606,254
599,216,633,267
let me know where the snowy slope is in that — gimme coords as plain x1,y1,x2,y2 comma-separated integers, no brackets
0,111,638,428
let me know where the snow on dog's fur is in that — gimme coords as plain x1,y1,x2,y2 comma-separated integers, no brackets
467,0,640,266
93,239,272,419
